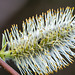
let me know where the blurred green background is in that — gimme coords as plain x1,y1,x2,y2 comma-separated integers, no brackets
0,0,75,75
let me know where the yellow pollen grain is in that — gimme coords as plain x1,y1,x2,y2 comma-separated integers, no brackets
45,53,47,55
42,59,43,61
42,12,44,15
55,70,57,72
12,25,13,27
9,32,11,35
25,72,27,75
64,66,66,68
32,16,34,19
31,48,34,51
47,51,49,52
41,49,43,51
6,29,9,32
4,30,6,33
47,11,49,14
63,44,65,46
34,65,37,67
34,72,37,75
19,62,21,64
16,24,17,27
45,13,46,15
36,53,38,55
37,68,40,71
39,45,41,48
67,40,69,41
46,66,49,69
60,7,61,10
39,73,43,75
45,73,48,75
51,71,54,74
11,28,12,31
72,7,74,10
40,30,43,32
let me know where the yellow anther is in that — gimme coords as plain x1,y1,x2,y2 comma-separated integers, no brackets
4,30,6,33
47,50,49,52
6,29,9,32
52,9,53,11
11,28,12,31
42,59,43,61
38,45,41,48
37,68,40,71
32,16,34,19
45,53,47,55
40,15,42,17
42,12,44,15
31,48,34,50
34,72,37,75
39,73,43,75
46,66,49,69
66,63,69,66
19,30,21,32
29,17,31,20
9,32,11,35
45,73,48,75
64,66,66,68
51,71,54,74
61,12,63,14
36,53,38,55
67,40,69,41
12,25,13,27
13,24,15,27
19,62,21,64
63,44,65,46
48,57,50,60
55,63,57,65
72,7,74,10
54,10,56,13
34,65,37,67
41,49,43,51
40,30,43,32
23,20,24,23
60,66,63,70
55,69,57,72
67,7,69,9
47,11,49,14
39,55,41,57
45,13,46,15
26,19,28,23
62,8,64,10
49,9,51,11
60,7,61,10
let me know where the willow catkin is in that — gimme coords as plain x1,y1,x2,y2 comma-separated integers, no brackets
0,6,75,75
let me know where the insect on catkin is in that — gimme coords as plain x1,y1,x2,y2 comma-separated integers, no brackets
0,6,75,75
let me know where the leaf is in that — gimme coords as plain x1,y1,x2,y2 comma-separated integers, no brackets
1,34,7,51
2,34,6,48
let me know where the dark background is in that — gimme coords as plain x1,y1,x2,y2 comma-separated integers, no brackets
0,0,75,75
